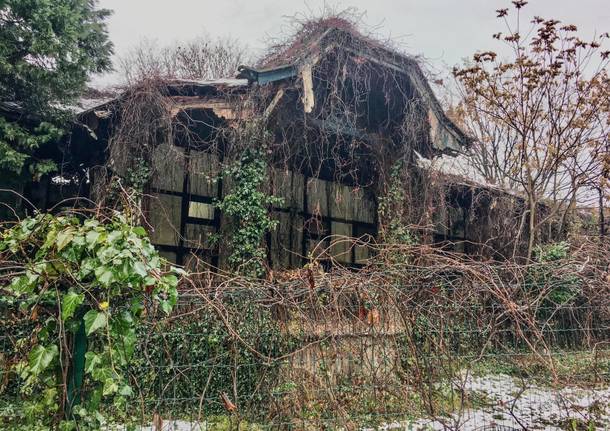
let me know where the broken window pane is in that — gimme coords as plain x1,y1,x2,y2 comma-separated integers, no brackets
188,201,215,220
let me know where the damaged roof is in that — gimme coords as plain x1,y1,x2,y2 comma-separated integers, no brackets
74,78,249,116
237,21,471,152
76,19,471,153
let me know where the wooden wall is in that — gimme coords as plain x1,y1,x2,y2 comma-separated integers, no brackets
270,170,377,267
147,143,221,267
146,145,377,268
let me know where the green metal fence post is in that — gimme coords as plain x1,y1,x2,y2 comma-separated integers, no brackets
66,312,87,418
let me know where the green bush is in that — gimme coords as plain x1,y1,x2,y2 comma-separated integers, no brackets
0,213,181,429
126,293,292,423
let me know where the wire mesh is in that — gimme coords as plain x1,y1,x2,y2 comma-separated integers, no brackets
2,255,609,430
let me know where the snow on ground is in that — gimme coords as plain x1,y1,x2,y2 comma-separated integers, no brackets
126,374,610,430
369,373,610,431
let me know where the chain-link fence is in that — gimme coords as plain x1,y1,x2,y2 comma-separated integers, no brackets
2,248,610,430
124,252,610,430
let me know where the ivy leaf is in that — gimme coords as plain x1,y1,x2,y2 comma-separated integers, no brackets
42,387,58,406
61,290,84,321
85,230,100,247
132,261,147,277
107,230,122,243
84,310,107,336
103,377,119,396
121,328,136,359
160,300,173,315
89,387,103,409
84,351,102,374
164,274,178,288
130,297,145,318
28,345,58,376
91,364,113,383
158,285,178,315
84,219,100,229
56,229,74,251
95,266,115,286
119,384,133,397
132,226,147,237
9,272,38,294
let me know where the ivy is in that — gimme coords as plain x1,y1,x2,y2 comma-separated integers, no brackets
530,241,581,308
128,297,293,421
125,157,152,193
99,157,153,223
0,213,183,429
216,123,283,277
378,161,417,259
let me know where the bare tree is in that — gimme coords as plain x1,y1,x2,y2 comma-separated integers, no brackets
119,35,251,83
453,1,609,258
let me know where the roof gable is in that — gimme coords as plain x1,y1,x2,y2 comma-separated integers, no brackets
238,24,471,153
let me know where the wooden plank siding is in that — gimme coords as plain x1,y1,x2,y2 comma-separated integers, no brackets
146,146,377,269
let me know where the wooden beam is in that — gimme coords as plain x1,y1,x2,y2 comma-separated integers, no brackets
301,64,315,113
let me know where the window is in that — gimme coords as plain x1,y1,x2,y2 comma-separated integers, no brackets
188,201,214,220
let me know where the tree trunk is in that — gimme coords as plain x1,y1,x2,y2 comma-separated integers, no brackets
600,187,606,238
527,193,537,260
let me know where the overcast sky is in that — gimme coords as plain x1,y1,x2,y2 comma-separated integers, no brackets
93,0,609,87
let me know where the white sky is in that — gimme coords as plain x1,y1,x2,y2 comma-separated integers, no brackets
92,0,609,87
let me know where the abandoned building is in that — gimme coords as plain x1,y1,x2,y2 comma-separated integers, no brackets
19,21,535,268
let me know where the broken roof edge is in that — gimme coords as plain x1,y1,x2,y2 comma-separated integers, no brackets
166,78,249,89
405,62,473,151
73,78,251,117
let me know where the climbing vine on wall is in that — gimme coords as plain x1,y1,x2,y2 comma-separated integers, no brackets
216,121,283,277
378,160,417,245
376,160,419,266
0,213,181,429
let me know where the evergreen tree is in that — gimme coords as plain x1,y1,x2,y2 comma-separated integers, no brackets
0,0,113,184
